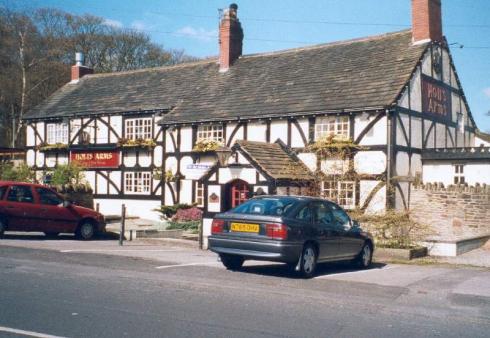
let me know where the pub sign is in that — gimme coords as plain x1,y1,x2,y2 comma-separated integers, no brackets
421,75,451,119
70,150,119,168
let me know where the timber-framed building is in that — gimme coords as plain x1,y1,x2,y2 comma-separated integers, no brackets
23,0,486,246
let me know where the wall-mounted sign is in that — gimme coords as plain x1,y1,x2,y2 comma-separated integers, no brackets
421,75,451,119
70,150,119,168
185,164,213,180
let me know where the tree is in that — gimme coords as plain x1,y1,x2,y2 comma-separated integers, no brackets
0,5,198,148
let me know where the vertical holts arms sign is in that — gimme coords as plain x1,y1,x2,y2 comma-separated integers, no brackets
421,75,451,119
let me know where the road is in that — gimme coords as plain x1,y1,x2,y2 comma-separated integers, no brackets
0,236,490,338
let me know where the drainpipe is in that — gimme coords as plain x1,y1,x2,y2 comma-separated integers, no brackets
386,108,395,209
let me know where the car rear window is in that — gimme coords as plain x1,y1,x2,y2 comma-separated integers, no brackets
230,198,297,216
0,186,6,200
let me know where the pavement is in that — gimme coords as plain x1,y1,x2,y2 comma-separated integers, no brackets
1,236,490,337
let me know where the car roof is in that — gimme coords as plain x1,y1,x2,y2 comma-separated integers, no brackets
254,194,333,203
0,181,49,189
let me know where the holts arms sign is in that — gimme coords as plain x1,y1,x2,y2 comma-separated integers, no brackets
421,74,452,119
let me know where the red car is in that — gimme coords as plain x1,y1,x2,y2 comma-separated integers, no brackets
0,181,105,240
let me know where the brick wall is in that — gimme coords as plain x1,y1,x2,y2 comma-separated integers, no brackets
410,183,490,239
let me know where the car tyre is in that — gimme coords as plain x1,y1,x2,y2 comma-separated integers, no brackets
77,222,96,241
220,254,244,270
0,217,5,238
355,242,373,269
44,232,59,239
299,244,317,279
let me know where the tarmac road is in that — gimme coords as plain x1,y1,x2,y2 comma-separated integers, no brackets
0,236,490,337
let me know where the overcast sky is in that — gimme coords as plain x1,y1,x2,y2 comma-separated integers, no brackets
12,0,490,132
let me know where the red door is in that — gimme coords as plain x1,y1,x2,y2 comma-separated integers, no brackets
230,180,250,208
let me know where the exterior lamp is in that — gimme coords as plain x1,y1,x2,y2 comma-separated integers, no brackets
215,146,232,166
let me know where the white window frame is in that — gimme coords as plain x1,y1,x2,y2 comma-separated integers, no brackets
46,123,68,144
320,180,355,209
124,172,151,194
194,181,204,207
125,118,152,140
315,116,350,140
453,164,465,184
197,124,224,142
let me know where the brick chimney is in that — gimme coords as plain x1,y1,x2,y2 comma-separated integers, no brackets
412,0,443,44
219,3,243,72
71,52,93,83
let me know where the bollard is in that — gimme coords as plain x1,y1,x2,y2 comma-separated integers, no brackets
119,204,126,246
96,203,100,212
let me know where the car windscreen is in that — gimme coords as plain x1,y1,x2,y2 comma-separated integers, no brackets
230,198,297,216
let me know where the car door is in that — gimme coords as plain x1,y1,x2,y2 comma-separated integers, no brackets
34,187,80,233
310,201,342,260
328,202,364,257
3,185,41,231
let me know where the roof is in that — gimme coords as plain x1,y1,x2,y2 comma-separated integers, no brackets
24,30,428,123
234,140,315,181
476,130,490,143
422,147,490,161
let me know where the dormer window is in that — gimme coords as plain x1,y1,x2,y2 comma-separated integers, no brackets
46,123,68,144
197,124,224,142
315,116,349,140
125,118,152,140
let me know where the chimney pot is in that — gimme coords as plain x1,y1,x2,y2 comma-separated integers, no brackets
412,0,443,44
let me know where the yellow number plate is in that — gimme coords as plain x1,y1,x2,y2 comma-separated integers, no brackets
230,222,259,233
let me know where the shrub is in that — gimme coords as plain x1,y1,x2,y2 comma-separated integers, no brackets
166,221,200,233
0,163,35,182
172,207,203,222
48,163,85,186
348,209,431,249
154,203,194,220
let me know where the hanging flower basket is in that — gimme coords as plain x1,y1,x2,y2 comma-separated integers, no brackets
117,138,156,150
193,139,223,152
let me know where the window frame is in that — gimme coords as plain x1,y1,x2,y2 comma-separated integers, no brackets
46,122,69,144
453,164,465,184
320,180,356,209
315,116,350,140
194,181,204,207
124,171,152,194
6,185,35,204
36,187,64,206
124,117,153,140
197,124,224,142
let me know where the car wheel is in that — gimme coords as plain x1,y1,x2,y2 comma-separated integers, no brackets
355,243,373,269
77,222,95,240
220,254,244,270
0,217,5,238
44,232,59,239
300,244,317,278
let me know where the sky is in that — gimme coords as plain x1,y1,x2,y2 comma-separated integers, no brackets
10,0,490,132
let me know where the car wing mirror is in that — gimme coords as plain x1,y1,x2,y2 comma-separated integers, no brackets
351,220,361,228
62,200,72,208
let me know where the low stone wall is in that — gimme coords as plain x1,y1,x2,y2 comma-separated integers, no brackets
410,183,490,239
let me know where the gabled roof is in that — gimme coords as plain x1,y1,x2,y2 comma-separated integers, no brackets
24,30,428,123
234,140,314,181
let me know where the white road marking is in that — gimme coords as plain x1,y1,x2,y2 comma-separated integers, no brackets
155,262,218,269
315,265,397,279
59,249,179,253
0,325,67,338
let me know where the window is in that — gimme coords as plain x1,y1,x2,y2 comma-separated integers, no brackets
46,123,68,144
320,180,355,209
295,205,312,221
315,116,349,139
197,125,224,142
195,181,204,207
36,188,63,206
125,118,152,140
231,197,297,216
311,201,334,225
0,186,6,200
328,202,351,229
454,164,465,184
6,185,34,203
124,172,151,194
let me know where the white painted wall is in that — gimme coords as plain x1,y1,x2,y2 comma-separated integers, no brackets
95,198,162,221
423,162,490,186
180,126,193,152
354,151,386,175
218,167,257,185
270,120,287,143
247,123,267,142
355,114,387,146
476,136,490,147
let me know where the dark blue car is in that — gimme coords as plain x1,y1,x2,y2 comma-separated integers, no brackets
209,195,374,278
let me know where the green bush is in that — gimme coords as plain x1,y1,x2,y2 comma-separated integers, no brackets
0,163,35,182
48,163,85,186
166,220,200,233
154,203,194,219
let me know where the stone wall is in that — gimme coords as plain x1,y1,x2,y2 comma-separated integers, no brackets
410,183,490,239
